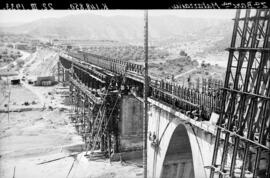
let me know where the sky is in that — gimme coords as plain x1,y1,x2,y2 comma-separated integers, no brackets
0,10,236,24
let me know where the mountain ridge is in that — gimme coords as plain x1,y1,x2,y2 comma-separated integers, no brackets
0,13,233,43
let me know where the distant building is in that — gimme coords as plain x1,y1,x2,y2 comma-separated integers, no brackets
41,80,53,86
35,76,56,86
11,77,20,85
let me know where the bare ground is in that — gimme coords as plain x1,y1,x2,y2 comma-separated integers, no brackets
0,49,143,178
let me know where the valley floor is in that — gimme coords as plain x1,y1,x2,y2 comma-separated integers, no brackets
0,49,143,178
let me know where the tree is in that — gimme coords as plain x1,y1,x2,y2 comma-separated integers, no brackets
186,56,191,62
180,50,187,57
192,60,199,66
17,59,25,67
201,60,206,68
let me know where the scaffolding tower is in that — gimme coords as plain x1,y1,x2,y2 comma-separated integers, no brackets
210,9,270,178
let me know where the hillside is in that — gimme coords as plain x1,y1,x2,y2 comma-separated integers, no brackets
0,14,233,44
86,46,169,61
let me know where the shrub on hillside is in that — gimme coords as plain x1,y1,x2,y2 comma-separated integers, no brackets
179,50,187,57
17,59,25,67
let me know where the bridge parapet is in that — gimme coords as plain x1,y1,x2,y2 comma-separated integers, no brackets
149,79,222,120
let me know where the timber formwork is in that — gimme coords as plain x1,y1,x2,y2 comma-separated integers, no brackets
210,9,270,178
59,56,122,157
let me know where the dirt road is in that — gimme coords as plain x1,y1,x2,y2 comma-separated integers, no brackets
174,67,198,79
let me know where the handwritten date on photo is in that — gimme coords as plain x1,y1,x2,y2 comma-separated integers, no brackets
4,3,54,10
4,3,108,10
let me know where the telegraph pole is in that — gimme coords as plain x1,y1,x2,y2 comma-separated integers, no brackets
143,10,148,178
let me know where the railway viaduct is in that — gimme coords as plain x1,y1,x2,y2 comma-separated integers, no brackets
58,9,270,178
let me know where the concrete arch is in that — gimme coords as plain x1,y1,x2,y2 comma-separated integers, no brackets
147,106,207,178
161,124,194,178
